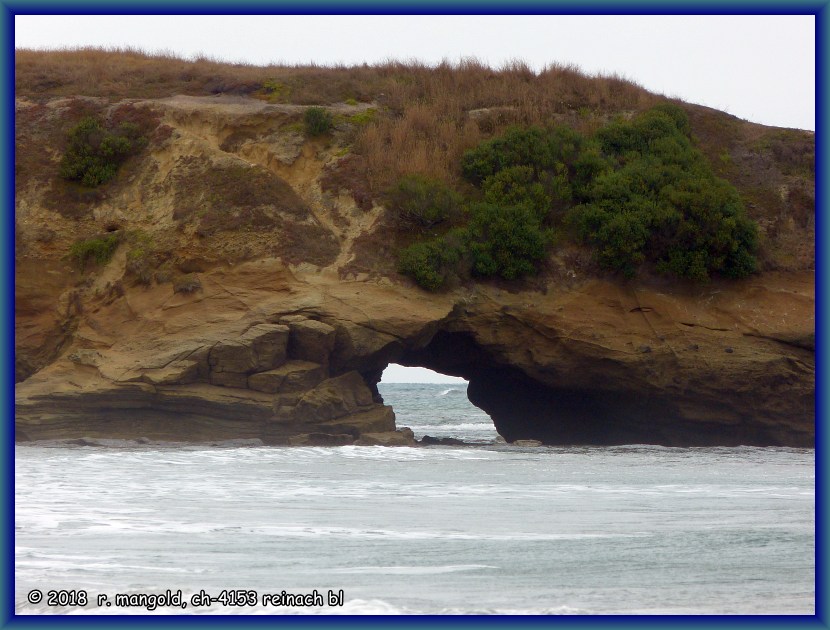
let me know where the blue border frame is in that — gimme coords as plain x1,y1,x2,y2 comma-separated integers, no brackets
3,3,826,628
815,2,827,627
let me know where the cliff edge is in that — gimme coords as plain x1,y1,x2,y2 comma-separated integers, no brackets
15,54,815,446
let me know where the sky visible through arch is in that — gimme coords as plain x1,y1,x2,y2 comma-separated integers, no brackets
381,364,467,384
14,14,815,131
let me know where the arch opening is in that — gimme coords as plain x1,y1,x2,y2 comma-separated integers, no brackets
378,364,499,445
362,330,684,447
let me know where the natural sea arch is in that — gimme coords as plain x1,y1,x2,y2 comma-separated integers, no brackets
355,328,801,447
360,331,654,446
377,364,493,442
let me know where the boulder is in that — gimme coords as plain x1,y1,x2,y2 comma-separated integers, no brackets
420,435,466,446
287,320,336,369
288,371,374,422
355,427,416,446
142,359,202,385
288,432,355,446
318,405,396,436
209,371,249,389
209,324,288,374
248,360,325,394
244,324,290,371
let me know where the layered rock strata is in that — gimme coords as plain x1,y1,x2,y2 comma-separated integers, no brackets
14,94,815,447
15,259,814,447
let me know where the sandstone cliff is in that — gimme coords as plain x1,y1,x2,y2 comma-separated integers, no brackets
14,63,815,447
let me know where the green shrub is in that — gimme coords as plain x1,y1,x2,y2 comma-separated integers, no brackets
461,126,558,185
654,178,758,280
386,175,461,231
304,107,333,136
570,106,758,281
69,235,119,269
398,230,465,291
466,202,554,280
400,104,758,288
482,166,553,218
60,117,145,187
125,230,157,285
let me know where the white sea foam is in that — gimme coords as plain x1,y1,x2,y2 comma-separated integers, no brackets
14,385,815,615
329,564,497,575
411,422,495,432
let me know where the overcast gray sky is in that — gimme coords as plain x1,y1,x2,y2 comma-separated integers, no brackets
14,14,816,383
15,14,815,130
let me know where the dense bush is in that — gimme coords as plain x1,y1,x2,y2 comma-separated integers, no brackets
466,202,553,280
399,103,758,290
60,117,145,187
461,125,585,187
386,175,461,231
481,166,554,217
69,235,119,269
398,230,466,291
304,107,333,136
569,104,757,280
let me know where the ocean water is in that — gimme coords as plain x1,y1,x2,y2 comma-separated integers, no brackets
15,382,814,615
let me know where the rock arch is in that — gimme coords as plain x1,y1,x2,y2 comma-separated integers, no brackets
15,261,814,447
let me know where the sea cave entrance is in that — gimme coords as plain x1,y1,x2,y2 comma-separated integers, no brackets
377,365,499,444
363,330,663,446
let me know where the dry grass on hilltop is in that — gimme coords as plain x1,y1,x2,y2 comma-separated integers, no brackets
15,48,814,273
16,48,657,193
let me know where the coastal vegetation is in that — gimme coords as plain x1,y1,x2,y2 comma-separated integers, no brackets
303,106,333,136
396,104,759,289
60,116,146,187
15,48,813,286
68,234,119,269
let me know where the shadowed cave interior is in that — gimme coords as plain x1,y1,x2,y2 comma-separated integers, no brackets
363,331,782,447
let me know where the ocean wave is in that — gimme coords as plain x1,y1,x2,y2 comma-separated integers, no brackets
329,564,497,575
438,388,465,396
410,422,496,432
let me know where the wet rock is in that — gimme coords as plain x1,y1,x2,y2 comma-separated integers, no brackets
512,439,543,447
288,432,354,446
64,437,101,446
288,371,374,422
420,435,466,446
354,428,416,446
318,405,396,436
208,438,266,447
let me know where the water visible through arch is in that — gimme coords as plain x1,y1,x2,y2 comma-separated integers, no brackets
378,364,499,444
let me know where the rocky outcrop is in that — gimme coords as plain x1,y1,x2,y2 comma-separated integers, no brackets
14,94,815,447
14,281,410,445
14,257,814,447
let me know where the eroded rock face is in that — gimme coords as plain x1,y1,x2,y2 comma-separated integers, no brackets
13,266,414,445
14,258,814,447
209,324,289,375
13,95,814,448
